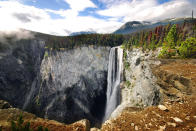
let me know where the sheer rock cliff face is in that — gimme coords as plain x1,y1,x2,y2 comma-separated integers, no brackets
0,40,110,126
32,46,110,125
0,39,45,108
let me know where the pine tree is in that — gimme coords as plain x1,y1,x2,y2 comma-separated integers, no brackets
179,37,196,58
165,24,177,48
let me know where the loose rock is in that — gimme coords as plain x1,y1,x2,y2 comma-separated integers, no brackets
149,123,152,126
158,125,166,131
185,116,190,120
167,122,176,127
0,100,12,109
158,105,168,111
90,128,100,131
172,117,183,123
72,119,90,131
135,126,138,130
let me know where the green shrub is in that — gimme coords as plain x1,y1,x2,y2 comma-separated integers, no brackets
142,42,147,51
124,61,130,69
149,41,156,50
44,51,49,58
156,40,162,48
125,81,131,88
37,126,48,131
179,37,196,58
123,51,127,59
121,44,125,49
11,115,49,131
158,46,176,58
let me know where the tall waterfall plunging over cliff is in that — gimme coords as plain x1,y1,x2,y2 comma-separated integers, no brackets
104,46,123,121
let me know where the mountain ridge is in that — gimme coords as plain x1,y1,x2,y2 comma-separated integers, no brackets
114,17,195,34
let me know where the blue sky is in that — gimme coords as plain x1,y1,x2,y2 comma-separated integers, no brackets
0,0,195,35
23,0,172,20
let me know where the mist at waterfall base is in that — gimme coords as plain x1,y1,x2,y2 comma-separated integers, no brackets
103,47,123,122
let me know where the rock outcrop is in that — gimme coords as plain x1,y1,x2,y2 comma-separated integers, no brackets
0,39,45,108
110,48,161,119
26,46,110,126
0,100,91,131
0,100,12,109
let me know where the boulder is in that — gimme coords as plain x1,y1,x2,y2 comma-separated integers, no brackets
72,119,90,131
0,100,12,109
158,105,168,111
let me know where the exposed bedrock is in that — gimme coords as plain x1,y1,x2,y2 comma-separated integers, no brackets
110,48,161,119
0,39,45,108
24,46,111,126
0,38,111,126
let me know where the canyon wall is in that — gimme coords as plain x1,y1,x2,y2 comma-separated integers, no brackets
0,39,111,126
30,46,110,126
0,37,162,126
0,39,45,108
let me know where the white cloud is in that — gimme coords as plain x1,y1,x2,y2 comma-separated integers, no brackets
97,0,196,22
49,0,97,18
64,0,96,12
0,0,195,36
98,0,131,7
0,1,121,35
0,29,34,44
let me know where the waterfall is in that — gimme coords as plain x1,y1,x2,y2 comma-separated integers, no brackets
103,46,123,121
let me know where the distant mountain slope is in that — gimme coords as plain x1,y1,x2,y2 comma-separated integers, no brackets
114,18,194,34
69,31,96,36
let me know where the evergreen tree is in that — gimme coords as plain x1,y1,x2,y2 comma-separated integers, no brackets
179,37,196,58
165,24,177,48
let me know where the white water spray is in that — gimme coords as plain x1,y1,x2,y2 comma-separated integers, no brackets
103,46,123,121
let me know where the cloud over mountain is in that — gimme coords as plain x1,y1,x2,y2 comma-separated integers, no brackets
0,0,195,36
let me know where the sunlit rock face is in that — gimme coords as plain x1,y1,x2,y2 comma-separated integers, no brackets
110,48,161,119
24,46,111,126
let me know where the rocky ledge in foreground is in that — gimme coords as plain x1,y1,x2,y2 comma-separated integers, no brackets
0,101,90,131
101,59,196,131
